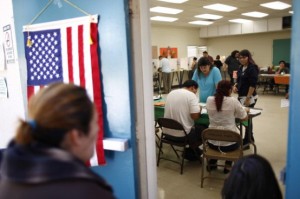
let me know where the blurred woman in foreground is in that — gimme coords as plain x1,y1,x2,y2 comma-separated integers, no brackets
0,83,115,199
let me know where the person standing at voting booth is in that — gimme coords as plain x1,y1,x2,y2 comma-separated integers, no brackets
233,49,259,146
192,57,222,103
159,55,172,94
0,83,115,199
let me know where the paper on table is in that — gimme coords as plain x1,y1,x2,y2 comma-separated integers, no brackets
239,96,255,106
281,99,289,108
201,108,207,114
249,109,262,115
198,102,206,107
153,95,161,100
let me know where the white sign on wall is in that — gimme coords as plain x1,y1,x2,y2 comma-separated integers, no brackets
0,77,8,99
3,24,15,64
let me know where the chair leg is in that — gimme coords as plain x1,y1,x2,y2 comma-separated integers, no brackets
180,147,186,175
201,155,205,188
157,141,163,167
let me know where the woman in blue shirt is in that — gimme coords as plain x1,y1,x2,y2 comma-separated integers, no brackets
192,57,222,103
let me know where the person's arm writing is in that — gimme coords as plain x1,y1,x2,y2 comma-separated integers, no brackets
240,107,249,121
190,106,202,120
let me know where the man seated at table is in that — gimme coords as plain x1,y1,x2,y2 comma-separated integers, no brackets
164,80,204,148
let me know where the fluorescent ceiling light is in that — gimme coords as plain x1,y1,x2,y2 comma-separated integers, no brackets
151,16,178,22
189,20,213,25
260,1,291,10
195,14,223,20
150,6,183,14
203,3,237,12
157,0,188,3
289,11,293,14
229,19,252,24
242,11,269,18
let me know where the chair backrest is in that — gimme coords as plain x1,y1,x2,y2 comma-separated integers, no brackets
202,128,242,146
157,118,187,137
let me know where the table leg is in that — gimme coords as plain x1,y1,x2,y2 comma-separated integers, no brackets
248,117,257,154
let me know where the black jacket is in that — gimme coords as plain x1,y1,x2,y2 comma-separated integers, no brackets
0,142,115,199
236,63,259,97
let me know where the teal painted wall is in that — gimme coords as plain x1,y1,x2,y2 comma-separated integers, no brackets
12,0,138,198
273,39,291,66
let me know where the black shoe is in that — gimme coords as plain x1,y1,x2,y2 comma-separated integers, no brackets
223,168,231,174
206,165,217,172
243,138,249,145
251,135,255,143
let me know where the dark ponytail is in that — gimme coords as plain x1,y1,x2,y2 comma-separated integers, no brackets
214,80,232,112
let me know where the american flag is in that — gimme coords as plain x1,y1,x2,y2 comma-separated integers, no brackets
23,15,105,165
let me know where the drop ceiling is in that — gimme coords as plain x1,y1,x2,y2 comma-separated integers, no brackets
149,0,293,28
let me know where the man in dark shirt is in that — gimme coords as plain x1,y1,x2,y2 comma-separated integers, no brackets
225,50,240,85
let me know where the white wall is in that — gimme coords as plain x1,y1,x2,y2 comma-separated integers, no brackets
0,0,25,148
151,25,205,58
151,25,291,68
205,30,291,68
